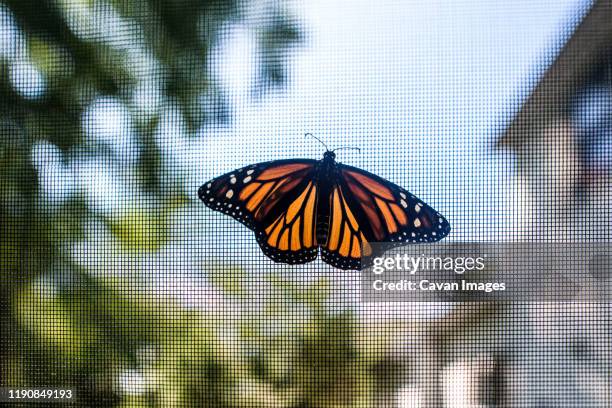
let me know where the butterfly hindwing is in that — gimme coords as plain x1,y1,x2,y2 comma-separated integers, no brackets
198,159,319,264
320,163,451,270
254,180,319,265
320,185,372,270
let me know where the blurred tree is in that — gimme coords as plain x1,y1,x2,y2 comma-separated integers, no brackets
0,0,300,404
240,275,375,408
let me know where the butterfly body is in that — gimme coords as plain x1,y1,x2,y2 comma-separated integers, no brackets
199,151,450,270
314,151,337,244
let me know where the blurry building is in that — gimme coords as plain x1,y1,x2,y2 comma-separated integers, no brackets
497,0,612,405
500,0,612,241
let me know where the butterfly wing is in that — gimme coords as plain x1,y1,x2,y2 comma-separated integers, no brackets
198,159,319,264
319,184,374,270
254,179,319,265
199,158,451,269
321,163,451,270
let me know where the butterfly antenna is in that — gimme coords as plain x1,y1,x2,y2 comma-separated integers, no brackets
305,133,330,151
332,146,361,153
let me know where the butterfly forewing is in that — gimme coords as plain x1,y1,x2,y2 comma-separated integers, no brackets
319,163,450,269
198,159,317,230
198,159,320,264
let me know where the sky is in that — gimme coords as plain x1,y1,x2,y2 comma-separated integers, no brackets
185,0,591,243
23,0,592,242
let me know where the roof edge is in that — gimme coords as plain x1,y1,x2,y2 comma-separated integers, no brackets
498,0,612,150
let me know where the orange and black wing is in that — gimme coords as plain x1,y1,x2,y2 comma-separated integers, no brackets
320,185,374,269
321,164,451,270
198,159,319,264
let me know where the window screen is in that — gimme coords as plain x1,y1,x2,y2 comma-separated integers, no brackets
1,0,610,406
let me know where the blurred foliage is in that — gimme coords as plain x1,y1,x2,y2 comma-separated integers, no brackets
0,0,403,406
242,275,374,407
9,268,386,407
0,0,385,406
13,270,236,406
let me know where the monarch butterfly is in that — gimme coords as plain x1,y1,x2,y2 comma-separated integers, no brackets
198,137,450,270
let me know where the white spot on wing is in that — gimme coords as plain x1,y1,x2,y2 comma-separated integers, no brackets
243,176,252,183
400,192,407,199
415,203,422,213
413,218,421,228
226,189,234,199
230,177,236,184
247,169,254,175
401,199,408,208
